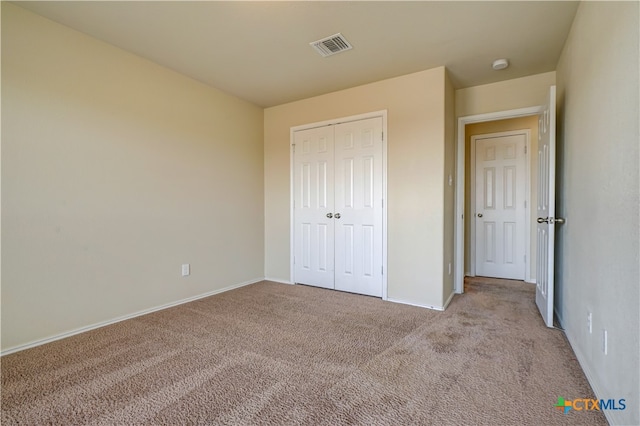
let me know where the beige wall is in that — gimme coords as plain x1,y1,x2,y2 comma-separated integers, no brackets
465,116,539,280
265,67,449,308
555,2,639,425
1,4,265,351
442,71,456,304
456,71,556,118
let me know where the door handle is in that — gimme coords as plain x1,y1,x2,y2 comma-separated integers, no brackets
334,213,341,219
477,213,483,218
326,213,333,219
538,217,566,224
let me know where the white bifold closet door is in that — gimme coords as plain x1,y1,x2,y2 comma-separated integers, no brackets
293,125,335,290
294,117,383,297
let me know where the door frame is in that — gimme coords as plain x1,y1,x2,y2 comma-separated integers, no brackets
289,110,388,299
470,129,531,280
455,106,543,294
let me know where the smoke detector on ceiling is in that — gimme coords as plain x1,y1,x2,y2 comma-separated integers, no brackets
310,33,353,57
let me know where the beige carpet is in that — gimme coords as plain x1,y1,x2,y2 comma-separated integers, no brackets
1,278,606,425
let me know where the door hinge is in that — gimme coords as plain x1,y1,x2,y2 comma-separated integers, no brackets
381,266,384,275
382,131,384,141
292,144,296,153
524,145,527,154
293,256,296,265
524,200,527,208
381,198,384,208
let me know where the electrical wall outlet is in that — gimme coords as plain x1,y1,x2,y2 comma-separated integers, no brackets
587,312,592,334
602,329,608,355
181,264,190,277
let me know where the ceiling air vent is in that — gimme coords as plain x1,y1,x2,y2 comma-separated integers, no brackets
310,33,353,57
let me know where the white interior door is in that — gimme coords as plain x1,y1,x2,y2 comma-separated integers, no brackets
334,118,383,297
474,132,527,280
536,85,557,328
293,116,384,297
293,126,335,289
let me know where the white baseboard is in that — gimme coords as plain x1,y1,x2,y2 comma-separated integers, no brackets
525,279,536,284
443,290,456,309
560,323,629,425
386,298,445,311
264,277,294,285
1,277,263,357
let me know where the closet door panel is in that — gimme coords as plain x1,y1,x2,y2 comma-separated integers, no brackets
293,126,335,289
333,117,383,297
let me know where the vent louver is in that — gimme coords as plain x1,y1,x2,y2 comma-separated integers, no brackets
310,33,353,57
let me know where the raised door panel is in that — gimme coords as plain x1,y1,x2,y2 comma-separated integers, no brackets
334,117,383,297
293,126,335,289
535,86,556,328
475,134,527,280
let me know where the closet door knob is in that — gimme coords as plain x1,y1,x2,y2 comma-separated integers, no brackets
326,213,333,219
335,213,341,219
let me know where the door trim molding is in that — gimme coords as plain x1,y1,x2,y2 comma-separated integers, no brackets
289,110,388,299
469,129,531,281
455,106,543,294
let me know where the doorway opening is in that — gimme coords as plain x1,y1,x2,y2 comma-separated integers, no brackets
469,123,533,281
455,107,543,294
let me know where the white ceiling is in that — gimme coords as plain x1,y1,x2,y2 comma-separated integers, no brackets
14,1,579,108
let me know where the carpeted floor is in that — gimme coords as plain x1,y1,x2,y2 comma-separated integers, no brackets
1,278,606,425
